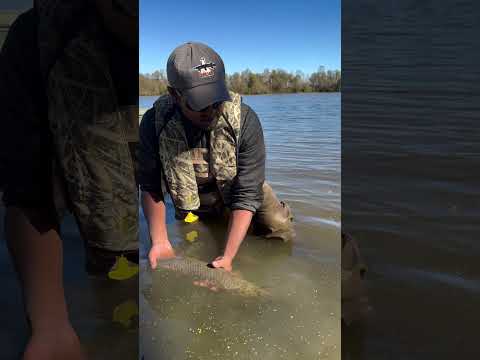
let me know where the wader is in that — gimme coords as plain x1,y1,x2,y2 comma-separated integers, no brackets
253,182,295,242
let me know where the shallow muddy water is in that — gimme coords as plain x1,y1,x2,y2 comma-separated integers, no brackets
139,93,341,360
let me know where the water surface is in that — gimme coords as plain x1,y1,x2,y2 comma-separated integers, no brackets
140,93,341,359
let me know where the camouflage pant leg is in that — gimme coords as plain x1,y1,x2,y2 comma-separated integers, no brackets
51,145,139,275
253,182,295,242
341,232,370,325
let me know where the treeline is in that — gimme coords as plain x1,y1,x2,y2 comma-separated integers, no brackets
139,67,341,96
139,71,168,96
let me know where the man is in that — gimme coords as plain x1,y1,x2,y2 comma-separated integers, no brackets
139,42,294,272
0,1,138,359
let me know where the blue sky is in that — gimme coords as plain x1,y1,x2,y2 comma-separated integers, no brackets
140,0,340,75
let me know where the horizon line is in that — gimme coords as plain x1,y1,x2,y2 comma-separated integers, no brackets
140,67,342,75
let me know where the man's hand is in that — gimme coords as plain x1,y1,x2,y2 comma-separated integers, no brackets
193,256,232,292
210,209,253,273
142,192,174,269
211,255,233,272
148,242,175,269
23,324,85,360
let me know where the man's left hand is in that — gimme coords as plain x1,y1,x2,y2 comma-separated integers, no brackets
211,256,233,272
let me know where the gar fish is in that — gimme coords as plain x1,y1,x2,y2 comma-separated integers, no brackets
149,256,269,297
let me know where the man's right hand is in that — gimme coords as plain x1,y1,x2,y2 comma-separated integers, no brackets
148,242,176,269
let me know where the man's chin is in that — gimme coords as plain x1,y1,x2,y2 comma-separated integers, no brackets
198,118,218,130
197,122,212,128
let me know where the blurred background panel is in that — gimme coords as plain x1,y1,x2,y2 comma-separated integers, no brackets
0,12,20,49
0,0,139,358
0,0,32,47
342,0,480,359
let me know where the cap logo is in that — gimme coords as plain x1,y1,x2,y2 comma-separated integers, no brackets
193,57,216,78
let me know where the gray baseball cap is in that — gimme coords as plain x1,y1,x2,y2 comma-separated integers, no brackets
167,42,231,111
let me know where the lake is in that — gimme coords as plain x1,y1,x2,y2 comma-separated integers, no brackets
139,93,341,359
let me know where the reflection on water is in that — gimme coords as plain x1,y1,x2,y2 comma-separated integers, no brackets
140,93,341,359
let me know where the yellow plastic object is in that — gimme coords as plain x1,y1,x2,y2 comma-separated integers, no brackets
108,255,139,281
112,299,138,328
184,212,199,223
185,230,198,243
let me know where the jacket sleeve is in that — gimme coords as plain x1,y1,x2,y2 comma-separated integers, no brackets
0,10,52,205
137,108,164,201
230,104,266,213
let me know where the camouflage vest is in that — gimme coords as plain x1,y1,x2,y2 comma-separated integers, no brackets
153,92,242,211
37,0,138,251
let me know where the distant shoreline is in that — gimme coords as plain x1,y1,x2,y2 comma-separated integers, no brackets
140,68,341,96
140,90,341,97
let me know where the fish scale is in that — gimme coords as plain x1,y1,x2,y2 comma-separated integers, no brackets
154,256,269,297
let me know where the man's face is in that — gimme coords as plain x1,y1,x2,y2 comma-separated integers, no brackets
172,90,224,130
